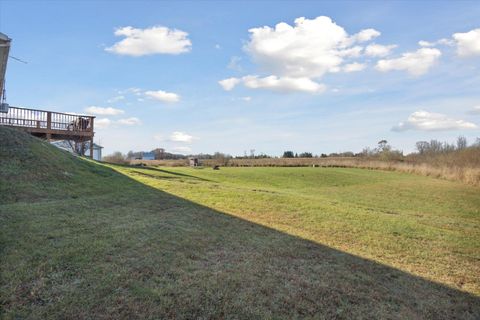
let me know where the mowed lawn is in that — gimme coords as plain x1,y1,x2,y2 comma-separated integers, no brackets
1,132,479,319
118,165,480,295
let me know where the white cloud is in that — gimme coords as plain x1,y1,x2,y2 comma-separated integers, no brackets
219,75,326,93
107,95,125,103
172,146,192,153
241,96,252,102
392,110,477,131
376,48,441,76
365,43,397,57
453,28,480,57
468,105,480,115
85,106,124,116
170,131,196,143
121,87,143,95
105,26,191,56
219,77,241,91
215,44,221,49
343,62,366,73
96,118,112,129
353,28,381,42
244,16,378,79
437,38,455,46
117,117,142,126
419,38,454,48
418,40,434,47
144,90,180,103
244,75,326,93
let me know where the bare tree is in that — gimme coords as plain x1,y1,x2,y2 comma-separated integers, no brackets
457,136,467,150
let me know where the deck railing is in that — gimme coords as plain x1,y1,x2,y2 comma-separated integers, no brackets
0,106,94,133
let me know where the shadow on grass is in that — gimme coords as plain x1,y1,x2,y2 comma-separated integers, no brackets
1,161,479,319
113,162,213,182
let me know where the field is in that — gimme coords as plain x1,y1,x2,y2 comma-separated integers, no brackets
131,153,480,186
1,127,480,319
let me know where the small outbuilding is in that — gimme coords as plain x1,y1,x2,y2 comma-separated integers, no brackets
189,157,199,167
142,152,155,160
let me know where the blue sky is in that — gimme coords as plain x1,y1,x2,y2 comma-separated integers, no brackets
1,1,480,155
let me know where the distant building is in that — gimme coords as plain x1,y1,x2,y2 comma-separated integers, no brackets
142,152,155,160
50,140,103,161
91,143,103,161
189,157,199,167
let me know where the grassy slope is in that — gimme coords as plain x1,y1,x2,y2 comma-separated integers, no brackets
1,126,479,319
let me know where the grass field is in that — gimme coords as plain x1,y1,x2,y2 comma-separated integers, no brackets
1,127,479,319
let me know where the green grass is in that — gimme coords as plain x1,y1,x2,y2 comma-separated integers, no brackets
1,126,479,319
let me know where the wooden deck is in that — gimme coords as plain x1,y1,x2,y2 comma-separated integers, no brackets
0,106,95,157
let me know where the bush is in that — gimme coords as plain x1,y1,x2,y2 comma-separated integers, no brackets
103,151,128,165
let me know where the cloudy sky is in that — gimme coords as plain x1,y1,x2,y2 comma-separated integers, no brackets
1,1,480,155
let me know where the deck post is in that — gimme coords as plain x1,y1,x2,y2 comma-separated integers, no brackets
47,112,51,130
90,138,94,159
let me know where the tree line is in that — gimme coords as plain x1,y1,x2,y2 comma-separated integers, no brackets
104,136,480,163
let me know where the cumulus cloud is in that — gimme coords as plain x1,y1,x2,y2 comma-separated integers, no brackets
244,16,379,79
353,28,381,42
364,43,397,57
95,118,112,129
85,106,124,116
170,131,196,143
418,40,434,47
419,38,455,48
154,132,198,143
392,110,477,131
219,75,326,93
343,62,366,73
376,48,441,76
243,75,326,93
453,28,480,57
144,90,180,103
219,77,241,91
468,105,480,115
117,117,142,126
105,26,191,56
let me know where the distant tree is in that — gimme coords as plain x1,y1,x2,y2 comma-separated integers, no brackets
294,153,298,158
377,140,388,152
299,152,313,158
416,141,430,154
457,136,467,150
320,153,328,158
152,148,166,159
213,152,231,166
103,151,127,164
429,140,443,153
473,138,480,148
283,151,294,158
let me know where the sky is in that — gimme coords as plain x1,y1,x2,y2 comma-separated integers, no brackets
1,0,480,156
